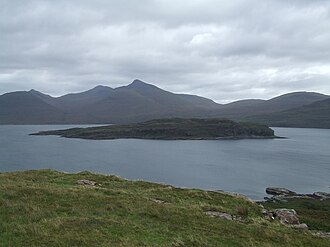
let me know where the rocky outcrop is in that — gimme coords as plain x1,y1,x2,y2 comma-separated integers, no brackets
265,187,330,201
273,209,300,225
151,198,170,205
261,208,308,230
266,187,297,196
313,192,330,200
77,179,99,186
204,211,246,223
291,223,308,230
312,231,330,240
205,211,233,221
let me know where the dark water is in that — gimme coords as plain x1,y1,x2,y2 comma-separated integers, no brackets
0,125,329,200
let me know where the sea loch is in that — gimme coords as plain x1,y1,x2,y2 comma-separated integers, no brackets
0,125,329,200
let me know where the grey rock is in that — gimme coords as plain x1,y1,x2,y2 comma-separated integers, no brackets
313,192,330,200
261,209,268,215
151,198,170,205
273,209,300,225
218,213,233,221
290,223,308,230
77,179,98,186
266,187,297,196
261,209,274,221
205,211,233,221
312,231,330,240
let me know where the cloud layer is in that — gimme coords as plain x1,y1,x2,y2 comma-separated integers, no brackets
1,0,330,102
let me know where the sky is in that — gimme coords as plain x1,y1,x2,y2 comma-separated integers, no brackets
1,0,330,103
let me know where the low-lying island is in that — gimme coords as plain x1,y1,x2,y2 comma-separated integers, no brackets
31,118,277,140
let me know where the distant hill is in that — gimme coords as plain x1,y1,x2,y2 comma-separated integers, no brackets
0,79,329,128
208,92,330,120
244,98,330,128
0,80,220,124
0,91,65,124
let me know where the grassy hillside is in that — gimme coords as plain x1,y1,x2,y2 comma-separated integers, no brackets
31,118,275,140
0,170,329,246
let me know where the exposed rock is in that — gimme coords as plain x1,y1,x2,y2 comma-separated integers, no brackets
290,223,308,230
77,179,98,186
272,209,300,225
232,215,245,223
266,187,297,196
261,209,268,215
261,208,274,221
313,192,330,200
266,208,308,229
205,211,233,221
151,198,170,205
261,208,275,221
265,187,330,201
312,231,330,240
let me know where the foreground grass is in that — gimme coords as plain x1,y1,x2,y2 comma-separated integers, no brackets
0,170,328,246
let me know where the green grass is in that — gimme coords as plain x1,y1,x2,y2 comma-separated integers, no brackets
0,170,328,246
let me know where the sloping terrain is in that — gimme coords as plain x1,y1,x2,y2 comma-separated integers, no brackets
0,169,328,246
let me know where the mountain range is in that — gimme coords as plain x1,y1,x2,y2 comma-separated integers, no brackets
1,79,329,128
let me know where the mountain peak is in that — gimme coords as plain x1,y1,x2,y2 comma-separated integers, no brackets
86,85,113,94
130,79,155,87
91,85,112,90
28,89,51,98
127,79,160,91
131,79,146,85
29,89,41,93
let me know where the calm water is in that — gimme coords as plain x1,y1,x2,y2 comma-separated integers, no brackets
0,125,329,200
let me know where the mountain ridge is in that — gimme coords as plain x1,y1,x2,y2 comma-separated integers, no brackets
0,79,329,127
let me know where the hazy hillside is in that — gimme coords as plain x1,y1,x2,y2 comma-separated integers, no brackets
209,92,330,120
244,98,330,128
0,79,329,127
56,85,115,109
77,80,220,123
0,91,64,124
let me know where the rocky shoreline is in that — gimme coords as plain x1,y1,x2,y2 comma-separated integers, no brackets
264,187,330,201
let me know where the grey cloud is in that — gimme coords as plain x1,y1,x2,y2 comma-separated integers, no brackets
0,0,330,102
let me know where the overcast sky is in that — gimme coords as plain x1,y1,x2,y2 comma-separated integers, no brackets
1,0,330,103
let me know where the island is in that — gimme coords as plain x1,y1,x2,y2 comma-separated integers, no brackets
31,118,277,140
